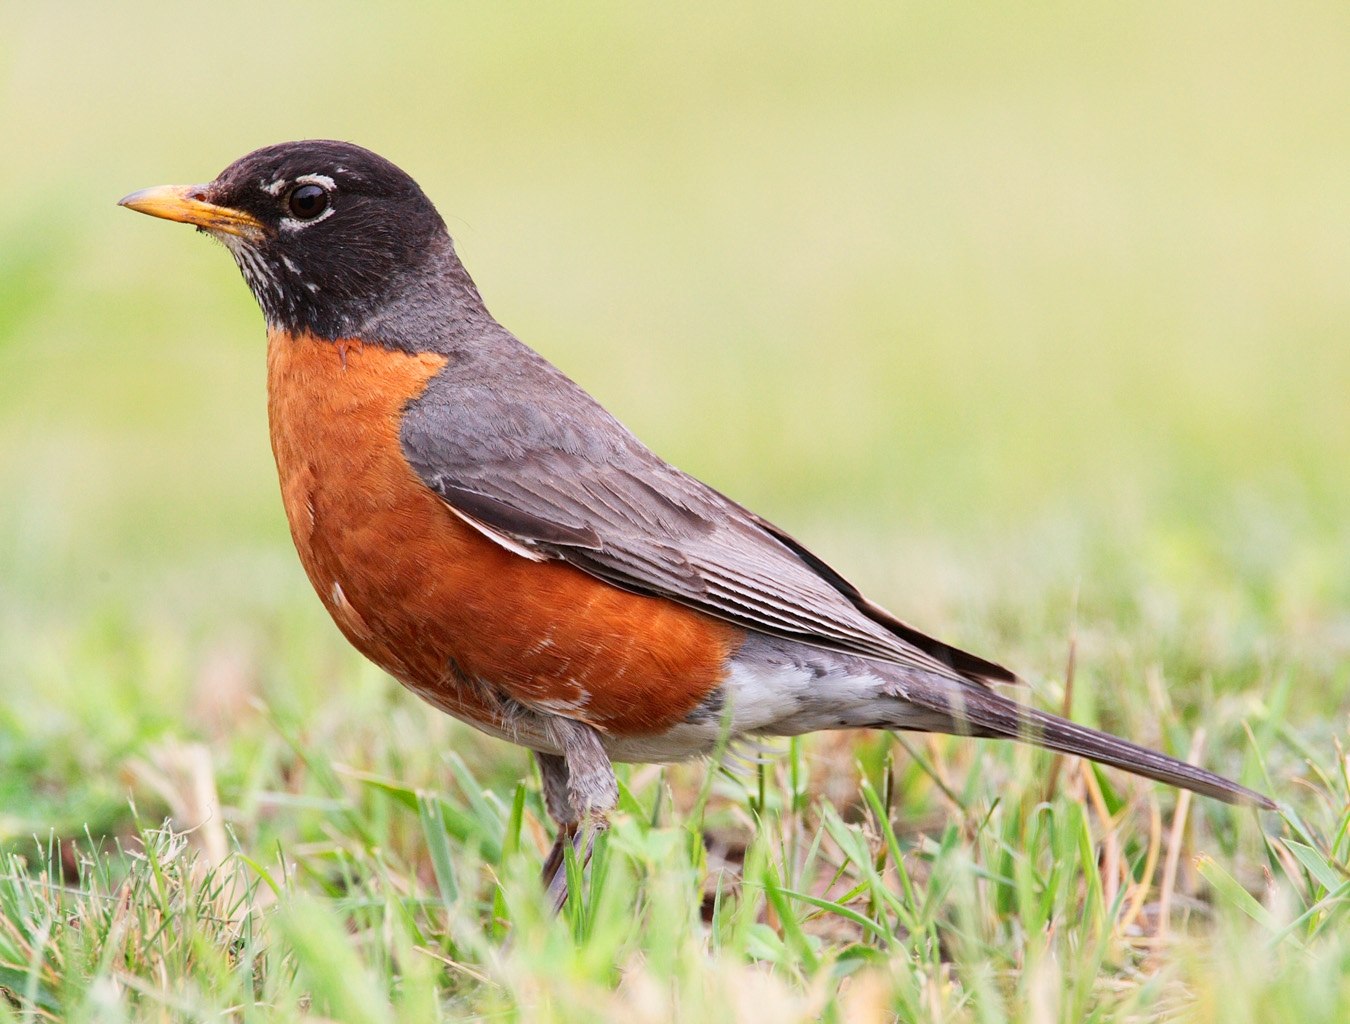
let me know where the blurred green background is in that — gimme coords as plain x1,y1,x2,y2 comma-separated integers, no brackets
1,2,1347,833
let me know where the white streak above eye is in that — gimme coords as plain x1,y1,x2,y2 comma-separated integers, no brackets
295,173,336,190
262,177,288,196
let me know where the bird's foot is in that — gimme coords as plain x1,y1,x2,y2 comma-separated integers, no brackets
542,814,607,914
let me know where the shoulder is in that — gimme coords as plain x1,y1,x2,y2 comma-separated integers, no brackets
400,324,655,473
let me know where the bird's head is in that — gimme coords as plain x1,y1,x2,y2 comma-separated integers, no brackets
119,140,463,340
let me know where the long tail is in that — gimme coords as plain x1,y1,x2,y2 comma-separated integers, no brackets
897,679,1275,809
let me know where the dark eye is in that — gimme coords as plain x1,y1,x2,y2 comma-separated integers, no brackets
286,183,329,220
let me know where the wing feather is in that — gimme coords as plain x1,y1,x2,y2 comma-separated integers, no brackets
400,338,1016,687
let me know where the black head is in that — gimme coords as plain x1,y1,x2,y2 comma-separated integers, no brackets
120,140,479,341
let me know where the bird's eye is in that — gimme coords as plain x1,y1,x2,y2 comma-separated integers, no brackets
286,183,329,220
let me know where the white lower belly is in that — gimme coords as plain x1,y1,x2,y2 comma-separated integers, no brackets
602,653,895,762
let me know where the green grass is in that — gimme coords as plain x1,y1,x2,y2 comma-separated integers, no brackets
0,713,1344,1022
3,1,1350,1020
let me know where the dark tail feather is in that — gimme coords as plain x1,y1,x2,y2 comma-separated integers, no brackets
901,682,1276,809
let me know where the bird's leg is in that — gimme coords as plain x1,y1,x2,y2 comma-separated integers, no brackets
537,719,616,913
535,751,577,895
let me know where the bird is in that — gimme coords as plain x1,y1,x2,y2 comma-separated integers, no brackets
119,140,1274,906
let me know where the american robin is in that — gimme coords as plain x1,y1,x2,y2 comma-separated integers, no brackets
120,140,1274,904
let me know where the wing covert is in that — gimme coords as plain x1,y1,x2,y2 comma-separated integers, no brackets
399,337,1015,686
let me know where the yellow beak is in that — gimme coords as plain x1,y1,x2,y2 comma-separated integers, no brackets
117,184,265,240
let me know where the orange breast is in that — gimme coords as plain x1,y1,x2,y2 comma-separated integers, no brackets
266,329,739,739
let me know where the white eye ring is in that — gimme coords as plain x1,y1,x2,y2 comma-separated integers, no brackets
279,173,337,230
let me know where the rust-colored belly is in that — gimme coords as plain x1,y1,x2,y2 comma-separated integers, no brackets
265,329,737,739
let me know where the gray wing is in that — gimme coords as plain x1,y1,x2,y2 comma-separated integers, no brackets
400,338,1015,686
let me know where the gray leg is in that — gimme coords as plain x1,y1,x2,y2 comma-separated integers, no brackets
536,751,577,900
552,717,618,820
536,751,578,827
536,719,617,912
